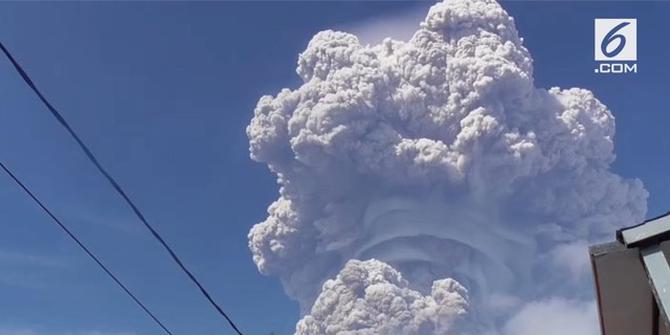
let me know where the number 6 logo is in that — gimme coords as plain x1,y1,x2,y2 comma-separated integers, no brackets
601,22,630,58
595,19,637,61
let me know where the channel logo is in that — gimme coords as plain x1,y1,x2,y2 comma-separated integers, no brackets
594,18,637,74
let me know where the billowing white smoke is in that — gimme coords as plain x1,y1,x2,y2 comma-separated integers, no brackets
296,259,470,335
246,0,648,333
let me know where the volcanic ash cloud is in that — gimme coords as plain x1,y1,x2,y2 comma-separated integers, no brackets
296,259,470,335
246,0,647,333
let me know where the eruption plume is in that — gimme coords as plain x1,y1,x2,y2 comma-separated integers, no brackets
246,0,648,333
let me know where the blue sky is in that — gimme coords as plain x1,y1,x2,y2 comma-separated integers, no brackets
0,1,668,335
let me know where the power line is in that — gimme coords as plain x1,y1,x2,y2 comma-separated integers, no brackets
0,41,246,335
0,161,174,335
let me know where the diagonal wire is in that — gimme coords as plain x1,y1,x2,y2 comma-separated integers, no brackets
0,161,174,335
0,41,245,335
